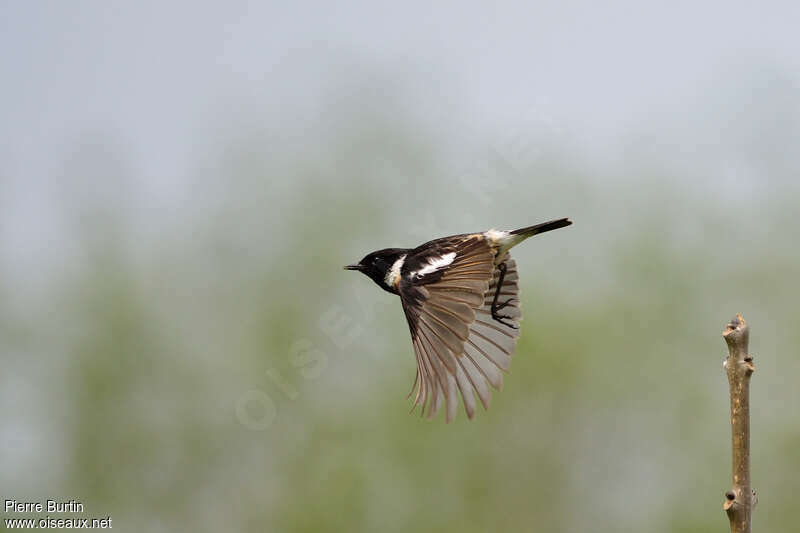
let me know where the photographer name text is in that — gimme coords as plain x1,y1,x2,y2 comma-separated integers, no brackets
6,500,85,514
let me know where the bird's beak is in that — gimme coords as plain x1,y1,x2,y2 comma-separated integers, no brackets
343,264,363,271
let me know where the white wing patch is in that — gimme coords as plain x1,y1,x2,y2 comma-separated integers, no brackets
415,252,457,277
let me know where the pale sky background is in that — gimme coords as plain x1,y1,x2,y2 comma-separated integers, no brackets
3,1,800,279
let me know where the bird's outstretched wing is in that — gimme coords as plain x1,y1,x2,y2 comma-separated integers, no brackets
398,237,521,422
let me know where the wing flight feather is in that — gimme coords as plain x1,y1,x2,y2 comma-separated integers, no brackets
400,238,523,422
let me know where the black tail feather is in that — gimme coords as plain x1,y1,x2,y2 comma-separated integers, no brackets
510,217,572,237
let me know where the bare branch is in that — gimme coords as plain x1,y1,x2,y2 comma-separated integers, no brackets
722,314,756,533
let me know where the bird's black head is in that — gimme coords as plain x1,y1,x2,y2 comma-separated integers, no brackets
344,247,409,294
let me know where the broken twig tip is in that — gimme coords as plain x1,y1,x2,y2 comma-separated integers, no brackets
724,314,746,336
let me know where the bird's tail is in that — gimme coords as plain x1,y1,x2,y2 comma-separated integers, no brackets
492,217,572,260
510,217,572,238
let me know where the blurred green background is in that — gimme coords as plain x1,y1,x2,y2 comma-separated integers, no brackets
2,2,800,532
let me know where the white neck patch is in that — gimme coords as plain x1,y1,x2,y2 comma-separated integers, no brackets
416,252,457,277
385,254,407,287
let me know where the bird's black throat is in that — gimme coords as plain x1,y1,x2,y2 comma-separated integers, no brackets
347,247,410,295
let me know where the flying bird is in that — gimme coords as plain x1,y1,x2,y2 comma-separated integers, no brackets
345,217,572,422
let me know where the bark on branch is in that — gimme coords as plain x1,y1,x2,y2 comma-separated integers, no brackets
722,314,756,533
